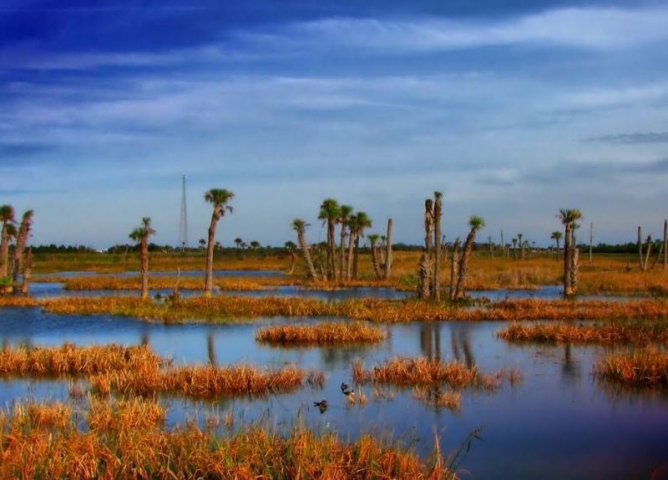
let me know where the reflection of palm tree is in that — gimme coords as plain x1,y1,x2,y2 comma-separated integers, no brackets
450,325,475,369
560,342,580,381
420,324,441,361
207,334,217,367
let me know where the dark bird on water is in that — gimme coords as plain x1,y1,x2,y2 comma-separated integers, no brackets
314,400,328,413
341,382,351,394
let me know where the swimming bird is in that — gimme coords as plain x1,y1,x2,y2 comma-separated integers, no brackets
340,382,350,393
313,400,328,413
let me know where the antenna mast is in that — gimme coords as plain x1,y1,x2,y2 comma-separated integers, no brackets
178,175,189,251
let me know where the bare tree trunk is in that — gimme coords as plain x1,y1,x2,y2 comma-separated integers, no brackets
418,252,431,299
643,235,652,272
569,247,579,294
433,194,442,301
384,219,393,280
449,238,461,301
455,229,477,300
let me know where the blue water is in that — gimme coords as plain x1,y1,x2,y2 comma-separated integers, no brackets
0,306,667,479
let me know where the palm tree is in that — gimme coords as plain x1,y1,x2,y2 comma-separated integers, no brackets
0,205,16,279
454,215,485,300
318,198,340,281
338,205,353,280
511,237,518,260
204,189,235,297
292,218,318,281
234,237,243,249
367,233,381,279
11,210,34,286
551,231,563,261
558,208,583,297
129,217,156,300
517,233,524,260
351,211,372,280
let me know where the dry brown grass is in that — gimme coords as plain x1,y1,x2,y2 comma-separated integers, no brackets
38,295,668,324
498,321,668,345
0,397,456,479
593,347,668,387
352,357,518,391
256,322,386,345
0,343,162,376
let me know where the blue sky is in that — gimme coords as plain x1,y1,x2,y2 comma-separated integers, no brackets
1,0,667,248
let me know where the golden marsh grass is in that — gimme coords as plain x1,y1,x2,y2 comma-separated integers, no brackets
0,397,456,479
255,322,386,345
498,321,668,345
593,347,668,388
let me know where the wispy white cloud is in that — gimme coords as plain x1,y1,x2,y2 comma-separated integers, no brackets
239,6,668,54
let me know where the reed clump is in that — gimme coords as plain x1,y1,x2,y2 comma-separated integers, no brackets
92,363,321,399
498,321,668,345
0,343,163,376
0,296,39,307
352,357,516,391
0,397,456,479
593,347,668,387
256,322,386,345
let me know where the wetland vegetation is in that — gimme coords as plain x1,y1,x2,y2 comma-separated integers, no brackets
2,199,668,478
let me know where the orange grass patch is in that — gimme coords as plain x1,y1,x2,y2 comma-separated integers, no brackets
593,347,668,387
0,343,163,376
498,321,668,345
0,296,39,307
255,322,386,345
36,295,668,325
94,363,322,399
352,357,518,391
0,398,456,479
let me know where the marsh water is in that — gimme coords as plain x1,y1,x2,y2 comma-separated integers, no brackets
2,278,667,478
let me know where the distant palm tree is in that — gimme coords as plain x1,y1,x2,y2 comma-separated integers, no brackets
558,208,583,297
348,212,372,279
318,198,340,281
0,205,16,278
550,231,563,261
129,217,156,300
367,233,381,279
338,204,353,280
511,237,518,260
454,215,485,300
11,210,34,286
204,189,234,297
517,233,524,260
234,237,243,249
292,218,318,281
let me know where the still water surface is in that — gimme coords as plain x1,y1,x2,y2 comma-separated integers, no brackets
1,305,667,479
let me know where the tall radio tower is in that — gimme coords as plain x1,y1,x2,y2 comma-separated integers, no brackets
178,175,189,251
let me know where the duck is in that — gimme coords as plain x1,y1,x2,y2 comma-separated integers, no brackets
313,399,328,413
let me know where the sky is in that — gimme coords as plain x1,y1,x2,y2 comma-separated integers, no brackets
1,0,667,249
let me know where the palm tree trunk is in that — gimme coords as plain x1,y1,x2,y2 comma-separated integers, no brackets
638,226,645,271
371,244,381,279
297,232,318,281
384,219,393,280
140,237,149,300
346,232,355,281
433,197,442,301
339,228,347,280
643,235,652,272
0,227,9,278
20,247,32,295
564,224,573,296
418,252,431,299
353,236,361,279
455,230,476,300
204,218,218,297
449,238,461,301
664,219,667,272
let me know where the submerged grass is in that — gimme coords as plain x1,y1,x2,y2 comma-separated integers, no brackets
0,397,456,479
593,347,668,387
256,322,386,345
498,320,668,345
